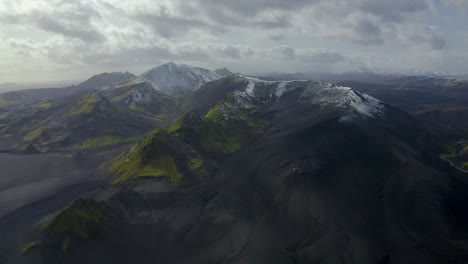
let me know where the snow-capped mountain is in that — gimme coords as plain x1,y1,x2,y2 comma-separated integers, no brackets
79,72,135,90
222,75,385,122
140,62,223,95
215,67,234,77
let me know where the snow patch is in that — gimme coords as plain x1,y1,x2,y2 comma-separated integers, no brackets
230,75,385,121
275,82,288,99
141,63,223,95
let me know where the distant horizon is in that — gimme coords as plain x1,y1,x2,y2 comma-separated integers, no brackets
2,61,467,86
2,1,468,83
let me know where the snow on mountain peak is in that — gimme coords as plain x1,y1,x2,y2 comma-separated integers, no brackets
141,62,223,95
231,75,385,121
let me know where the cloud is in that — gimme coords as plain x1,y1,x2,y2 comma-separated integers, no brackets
134,6,226,38
0,0,467,82
272,46,296,60
0,1,105,43
300,52,346,64
400,25,446,50
218,46,242,59
359,0,429,23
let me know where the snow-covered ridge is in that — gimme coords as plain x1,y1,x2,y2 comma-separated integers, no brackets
140,62,223,95
230,75,385,120
122,82,160,105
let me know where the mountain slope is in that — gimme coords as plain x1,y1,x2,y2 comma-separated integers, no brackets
16,75,468,263
76,72,135,90
1,92,158,152
104,81,179,118
215,67,234,77
140,62,223,95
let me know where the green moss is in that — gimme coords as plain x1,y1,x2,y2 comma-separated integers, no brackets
40,102,52,109
167,117,184,133
197,114,264,155
111,93,266,184
0,112,10,119
189,157,203,170
440,143,458,159
9,116,51,137
68,94,99,117
110,130,182,184
24,127,44,142
462,145,468,153
204,104,222,120
41,199,106,240
0,98,9,107
110,90,132,102
75,136,123,150
19,241,40,254
463,162,468,169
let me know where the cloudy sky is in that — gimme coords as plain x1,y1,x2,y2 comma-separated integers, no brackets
1,0,468,82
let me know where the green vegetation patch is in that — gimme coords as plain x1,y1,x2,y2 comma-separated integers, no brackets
24,127,44,142
204,104,222,120
40,199,106,240
40,102,52,109
68,93,99,116
0,112,10,119
167,117,184,133
19,241,40,254
0,98,9,107
189,157,204,171
463,162,468,170
75,135,123,150
111,93,266,184
110,130,182,184
169,103,264,157
199,114,263,155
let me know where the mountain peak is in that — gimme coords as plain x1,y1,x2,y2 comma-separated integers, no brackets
215,67,233,77
230,75,385,121
141,63,223,95
77,72,136,91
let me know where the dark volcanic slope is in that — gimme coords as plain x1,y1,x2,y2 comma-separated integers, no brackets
339,80,468,133
13,76,468,264
0,148,124,263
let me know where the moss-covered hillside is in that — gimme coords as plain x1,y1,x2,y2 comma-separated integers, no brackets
109,95,265,184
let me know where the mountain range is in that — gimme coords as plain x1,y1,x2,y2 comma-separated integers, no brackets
0,63,467,264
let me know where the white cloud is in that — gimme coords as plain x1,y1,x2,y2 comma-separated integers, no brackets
0,0,467,82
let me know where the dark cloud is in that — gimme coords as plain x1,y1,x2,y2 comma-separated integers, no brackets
218,46,242,59
360,0,429,22
0,1,105,43
405,26,446,50
195,0,313,16
33,15,105,43
273,46,296,60
135,6,226,38
82,46,175,66
269,33,286,42
175,45,212,62
300,52,346,64
352,20,385,46
172,0,443,49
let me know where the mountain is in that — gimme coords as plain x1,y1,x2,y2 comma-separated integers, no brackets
0,72,136,111
337,78,468,172
76,72,135,90
214,67,234,76
255,70,457,86
140,62,223,95
104,81,179,118
1,91,158,153
13,75,468,263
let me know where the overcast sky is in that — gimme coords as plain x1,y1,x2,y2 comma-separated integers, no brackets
1,0,468,82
